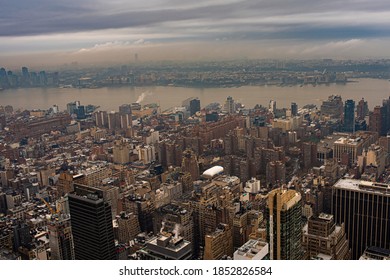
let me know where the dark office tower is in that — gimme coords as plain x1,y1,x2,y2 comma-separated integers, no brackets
48,218,75,260
369,106,387,136
0,192,6,214
189,98,201,116
119,104,132,115
332,179,390,259
291,102,298,116
302,213,350,260
302,142,318,169
344,99,355,133
76,106,86,119
68,193,116,260
12,222,32,251
356,98,368,121
266,188,303,260
383,97,390,133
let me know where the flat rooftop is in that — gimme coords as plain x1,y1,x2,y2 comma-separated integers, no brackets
334,179,390,196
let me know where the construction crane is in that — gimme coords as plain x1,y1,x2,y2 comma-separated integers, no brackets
40,198,59,215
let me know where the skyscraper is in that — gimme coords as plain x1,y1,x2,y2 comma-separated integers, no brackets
269,100,276,114
66,102,78,115
344,99,355,133
48,217,75,260
189,98,201,116
383,97,390,135
181,149,200,181
321,95,343,119
266,188,302,260
369,105,387,136
224,96,235,114
291,102,298,116
302,142,318,169
356,98,368,121
68,193,116,259
332,179,390,259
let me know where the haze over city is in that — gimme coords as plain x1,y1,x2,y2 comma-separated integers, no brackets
1,0,390,265
2,0,390,67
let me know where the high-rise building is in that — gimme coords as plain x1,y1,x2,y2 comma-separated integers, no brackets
302,142,318,169
12,222,32,252
344,99,355,133
21,67,30,86
266,188,303,260
113,141,131,164
94,111,108,128
181,149,200,181
302,213,350,260
137,145,156,164
0,192,6,214
66,102,78,115
119,104,132,115
291,102,298,116
76,105,86,119
383,97,390,134
225,96,235,114
204,223,233,260
153,203,194,254
68,193,116,259
189,98,201,116
356,98,368,121
321,95,343,119
359,247,390,260
265,161,285,186
48,217,75,260
115,212,140,244
108,111,121,130
369,105,387,136
332,179,390,259
269,100,276,114
333,132,378,164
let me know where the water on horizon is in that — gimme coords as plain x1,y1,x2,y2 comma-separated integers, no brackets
0,78,389,112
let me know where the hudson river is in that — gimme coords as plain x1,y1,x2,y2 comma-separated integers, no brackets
0,78,389,111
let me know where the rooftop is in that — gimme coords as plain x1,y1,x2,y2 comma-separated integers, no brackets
333,179,390,196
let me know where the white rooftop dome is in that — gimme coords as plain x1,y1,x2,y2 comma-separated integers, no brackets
202,166,224,178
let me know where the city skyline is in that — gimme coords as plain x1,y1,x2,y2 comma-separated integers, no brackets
1,0,390,263
2,1,390,67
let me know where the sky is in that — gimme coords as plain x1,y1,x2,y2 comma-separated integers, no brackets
2,0,390,67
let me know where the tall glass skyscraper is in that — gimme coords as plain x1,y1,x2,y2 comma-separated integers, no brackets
332,179,390,259
68,193,116,260
265,188,303,260
344,99,355,133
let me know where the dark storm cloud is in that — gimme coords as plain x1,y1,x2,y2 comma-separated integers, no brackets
2,0,390,38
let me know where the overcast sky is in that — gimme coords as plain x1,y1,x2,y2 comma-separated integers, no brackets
2,0,390,67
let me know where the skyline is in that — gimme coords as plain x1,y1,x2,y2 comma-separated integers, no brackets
2,1,390,67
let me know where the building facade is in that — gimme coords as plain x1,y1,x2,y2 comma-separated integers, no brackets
332,179,390,259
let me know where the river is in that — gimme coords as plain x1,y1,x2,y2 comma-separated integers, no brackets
0,78,389,112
